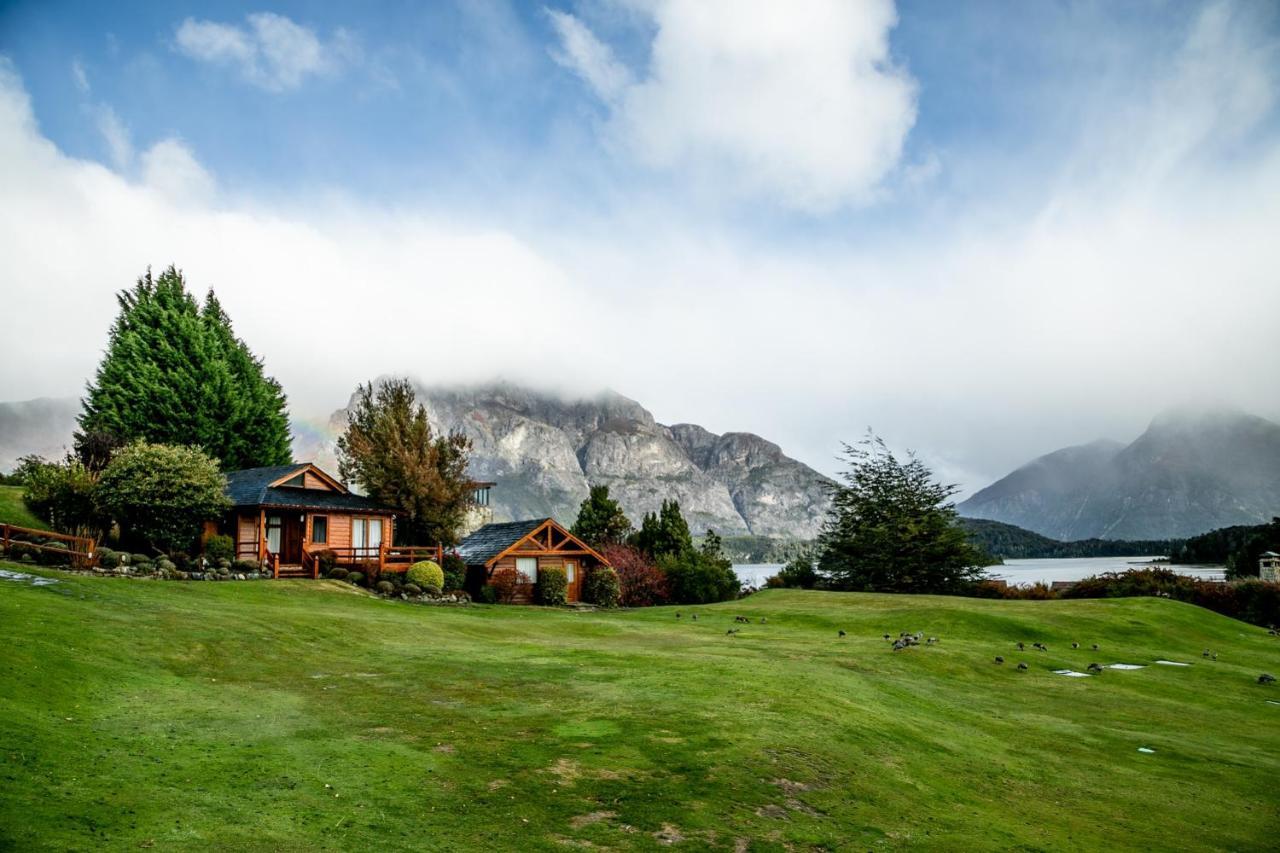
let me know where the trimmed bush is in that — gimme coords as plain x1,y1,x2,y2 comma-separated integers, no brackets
376,580,395,595
38,541,71,566
131,554,152,566
490,568,520,604
403,583,422,596
406,560,444,590
583,567,621,608
233,558,260,573
442,553,467,592
96,548,119,569
314,549,338,575
422,584,442,597
347,571,365,586
602,544,668,607
478,584,498,604
536,566,568,606
156,559,177,572
327,566,349,581
204,534,234,563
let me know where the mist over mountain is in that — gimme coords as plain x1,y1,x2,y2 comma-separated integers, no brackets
958,408,1280,540
0,397,79,471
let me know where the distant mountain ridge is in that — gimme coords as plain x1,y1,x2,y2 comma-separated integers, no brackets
958,409,1280,540
299,381,833,538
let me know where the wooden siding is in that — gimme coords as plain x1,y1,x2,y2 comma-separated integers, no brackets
489,553,602,603
302,471,332,491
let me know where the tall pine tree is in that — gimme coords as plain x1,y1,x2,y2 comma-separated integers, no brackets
77,266,292,470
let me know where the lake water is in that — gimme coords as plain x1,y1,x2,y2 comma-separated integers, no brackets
733,557,1226,588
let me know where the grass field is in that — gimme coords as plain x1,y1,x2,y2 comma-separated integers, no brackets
0,484,47,529
1,565,1278,851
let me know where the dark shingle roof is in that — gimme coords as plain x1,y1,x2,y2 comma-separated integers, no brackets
455,519,548,566
223,464,396,515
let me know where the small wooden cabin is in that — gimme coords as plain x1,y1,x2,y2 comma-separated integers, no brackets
455,518,609,603
220,463,436,578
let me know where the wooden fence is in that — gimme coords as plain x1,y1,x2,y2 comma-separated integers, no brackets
1,523,97,569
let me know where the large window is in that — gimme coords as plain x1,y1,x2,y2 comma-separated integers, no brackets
352,517,383,558
516,557,538,584
311,516,328,545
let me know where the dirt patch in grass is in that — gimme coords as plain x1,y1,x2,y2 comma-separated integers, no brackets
569,810,616,829
546,758,582,786
652,823,685,845
756,804,789,820
433,743,455,754
773,778,812,795
487,779,509,791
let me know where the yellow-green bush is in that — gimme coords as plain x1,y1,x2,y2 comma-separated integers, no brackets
406,560,444,590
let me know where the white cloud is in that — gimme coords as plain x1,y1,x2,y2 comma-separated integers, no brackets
140,138,215,202
546,9,632,104
175,12,358,91
550,0,918,212
70,59,89,94
95,105,132,170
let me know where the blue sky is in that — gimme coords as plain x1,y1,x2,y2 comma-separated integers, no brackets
1,1,1278,490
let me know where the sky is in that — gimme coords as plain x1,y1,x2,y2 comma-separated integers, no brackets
1,0,1278,496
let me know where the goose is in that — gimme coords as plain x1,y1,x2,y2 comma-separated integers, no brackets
1017,662,1028,671
994,656,1005,664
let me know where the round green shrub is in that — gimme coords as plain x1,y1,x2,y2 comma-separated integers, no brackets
327,567,349,581
204,534,234,563
233,558,260,573
38,542,71,566
347,571,365,586
376,580,395,595
583,567,621,608
442,553,468,592
20,553,35,564
478,584,498,604
536,565,568,606
406,560,444,590
156,559,177,572
96,548,120,569
422,584,442,597
131,554,152,566
403,583,422,596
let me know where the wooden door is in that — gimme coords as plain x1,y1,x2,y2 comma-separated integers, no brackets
281,516,305,564
564,560,580,602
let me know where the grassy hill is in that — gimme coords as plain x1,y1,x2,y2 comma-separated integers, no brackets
0,484,47,529
1,566,1278,850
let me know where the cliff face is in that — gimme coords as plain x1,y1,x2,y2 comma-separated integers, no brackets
958,409,1280,540
317,382,832,538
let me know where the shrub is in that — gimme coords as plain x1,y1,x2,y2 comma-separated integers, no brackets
376,580,395,595
403,582,422,596
167,552,191,572
406,560,445,590
659,550,739,604
38,541,71,566
327,566,350,581
478,584,498,604
602,544,668,607
204,534,234,563
765,574,785,588
19,456,105,535
314,549,338,575
442,553,467,592
96,442,230,553
422,584,442,596
583,566,621,608
131,553,152,566
776,553,820,589
536,566,568,606
490,568,520,604
347,571,365,586
96,547,119,569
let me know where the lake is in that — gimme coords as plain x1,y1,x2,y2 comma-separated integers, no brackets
733,557,1226,588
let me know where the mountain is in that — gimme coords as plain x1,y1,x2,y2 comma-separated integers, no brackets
0,397,80,471
302,381,832,538
958,518,1175,560
959,409,1280,540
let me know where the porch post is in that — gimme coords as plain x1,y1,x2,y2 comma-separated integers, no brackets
258,510,266,563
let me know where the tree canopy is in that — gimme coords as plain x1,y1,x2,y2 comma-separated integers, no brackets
336,378,474,547
816,433,988,593
77,266,292,471
632,499,694,560
570,485,633,547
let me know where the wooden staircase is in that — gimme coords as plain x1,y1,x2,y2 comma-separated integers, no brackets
275,564,309,579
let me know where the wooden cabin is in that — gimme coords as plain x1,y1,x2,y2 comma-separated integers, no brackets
455,518,609,603
220,463,438,578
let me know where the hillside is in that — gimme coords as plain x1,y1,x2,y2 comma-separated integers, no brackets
2,567,1278,850
302,381,833,538
959,408,1280,539
959,518,1176,560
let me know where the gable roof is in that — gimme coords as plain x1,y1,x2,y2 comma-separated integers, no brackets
223,463,397,515
455,519,547,566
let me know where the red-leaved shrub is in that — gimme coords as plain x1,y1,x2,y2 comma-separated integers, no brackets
602,543,669,607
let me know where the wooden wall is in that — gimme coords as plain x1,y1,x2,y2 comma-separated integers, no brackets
489,554,600,603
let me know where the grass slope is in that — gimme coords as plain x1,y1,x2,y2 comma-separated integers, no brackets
0,484,47,530
1,567,1278,851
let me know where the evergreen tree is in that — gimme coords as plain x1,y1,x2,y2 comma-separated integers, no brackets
816,433,988,593
570,485,633,547
632,499,694,559
336,378,474,547
77,266,292,470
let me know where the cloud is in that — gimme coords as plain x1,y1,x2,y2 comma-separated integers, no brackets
139,138,215,202
175,12,359,91
70,59,89,94
95,105,132,170
549,0,918,212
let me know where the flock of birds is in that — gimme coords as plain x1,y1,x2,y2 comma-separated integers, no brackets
676,611,1277,685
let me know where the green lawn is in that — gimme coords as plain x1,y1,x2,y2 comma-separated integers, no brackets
1,567,1277,851
0,484,47,530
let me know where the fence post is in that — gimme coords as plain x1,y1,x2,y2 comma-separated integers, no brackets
3,524,8,554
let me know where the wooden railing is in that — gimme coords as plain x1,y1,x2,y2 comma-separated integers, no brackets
310,544,443,575
2,523,97,569
301,548,318,580
382,544,444,572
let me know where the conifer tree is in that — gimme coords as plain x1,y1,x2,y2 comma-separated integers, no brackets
570,485,633,547
77,266,292,470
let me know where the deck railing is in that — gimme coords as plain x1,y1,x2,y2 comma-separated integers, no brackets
1,523,97,569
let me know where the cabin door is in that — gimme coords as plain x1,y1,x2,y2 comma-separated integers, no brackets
268,514,304,564
564,560,580,603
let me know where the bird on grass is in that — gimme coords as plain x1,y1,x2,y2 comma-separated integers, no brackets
1259,673,1276,684
692,614,697,621
994,656,1005,665
1091,644,1099,651
1017,662,1028,671
760,617,767,624
892,639,908,651
883,633,891,641
676,612,681,619
726,628,739,636
1203,649,1211,658
1016,642,1025,651
1071,642,1079,649
1087,663,1104,673
839,630,847,638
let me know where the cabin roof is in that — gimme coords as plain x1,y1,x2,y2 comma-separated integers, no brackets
224,463,396,515
455,519,549,566
1262,551,1280,558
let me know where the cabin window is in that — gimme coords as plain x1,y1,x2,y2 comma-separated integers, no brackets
311,516,328,545
565,561,576,583
281,472,306,488
266,515,282,554
516,557,538,583
352,517,383,558
472,486,490,507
